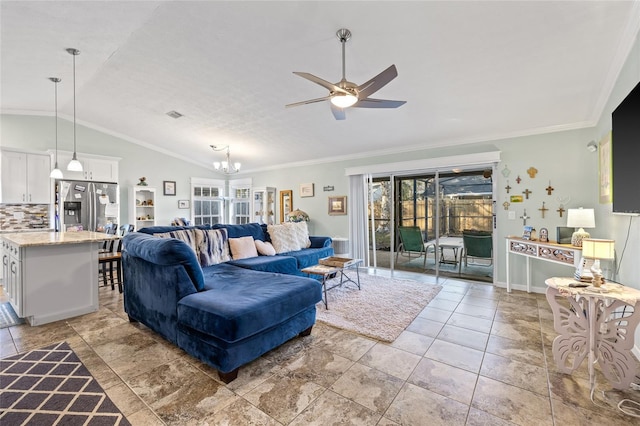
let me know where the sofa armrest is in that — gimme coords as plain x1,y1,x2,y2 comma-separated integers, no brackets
124,232,205,290
309,236,332,249
123,233,204,344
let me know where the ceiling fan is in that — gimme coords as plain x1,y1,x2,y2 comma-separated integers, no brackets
286,28,406,120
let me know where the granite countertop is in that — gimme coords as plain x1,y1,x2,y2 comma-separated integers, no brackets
0,228,54,234
1,231,119,247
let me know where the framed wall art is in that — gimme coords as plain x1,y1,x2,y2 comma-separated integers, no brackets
163,181,176,196
328,195,347,215
599,132,612,204
279,189,292,223
300,183,314,197
178,200,190,209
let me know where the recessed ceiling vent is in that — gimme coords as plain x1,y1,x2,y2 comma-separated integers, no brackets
166,110,183,119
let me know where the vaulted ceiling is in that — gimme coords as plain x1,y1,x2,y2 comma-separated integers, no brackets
1,1,639,172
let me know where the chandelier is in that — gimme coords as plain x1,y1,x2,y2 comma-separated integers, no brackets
210,145,240,174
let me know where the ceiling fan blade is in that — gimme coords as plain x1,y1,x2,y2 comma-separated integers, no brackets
354,98,406,109
330,103,346,120
285,96,331,108
356,65,398,99
293,72,349,95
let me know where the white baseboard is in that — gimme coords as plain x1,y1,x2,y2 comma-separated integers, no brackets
493,280,545,294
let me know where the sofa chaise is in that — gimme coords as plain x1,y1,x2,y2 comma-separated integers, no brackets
122,222,333,383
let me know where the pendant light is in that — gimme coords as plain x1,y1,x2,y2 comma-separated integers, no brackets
66,48,83,172
49,77,64,179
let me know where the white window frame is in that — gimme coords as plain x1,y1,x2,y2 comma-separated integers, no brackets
229,178,252,225
190,177,225,226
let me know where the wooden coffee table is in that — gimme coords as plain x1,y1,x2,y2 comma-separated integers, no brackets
302,257,362,309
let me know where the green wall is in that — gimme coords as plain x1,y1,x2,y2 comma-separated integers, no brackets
1,31,637,293
0,114,216,226
248,127,600,289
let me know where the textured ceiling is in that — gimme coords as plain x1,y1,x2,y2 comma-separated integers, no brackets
1,1,639,172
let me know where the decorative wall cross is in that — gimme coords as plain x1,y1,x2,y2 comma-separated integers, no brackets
539,202,548,218
557,206,565,217
523,188,532,199
516,175,522,184
546,181,554,195
505,181,512,194
520,209,530,226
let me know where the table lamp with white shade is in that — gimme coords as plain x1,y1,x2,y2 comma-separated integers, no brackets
566,208,595,247
581,238,615,287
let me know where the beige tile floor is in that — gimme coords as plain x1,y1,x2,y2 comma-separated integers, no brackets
2,270,639,425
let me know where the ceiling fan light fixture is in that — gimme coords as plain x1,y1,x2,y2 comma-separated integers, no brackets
286,28,404,119
330,93,358,108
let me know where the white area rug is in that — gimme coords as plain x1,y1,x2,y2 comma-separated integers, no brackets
315,273,442,342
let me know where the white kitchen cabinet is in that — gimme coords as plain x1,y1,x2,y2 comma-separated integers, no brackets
0,149,51,204
55,151,119,182
82,157,118,182
0,232,114,325
2,239,23,316
1,240,11,301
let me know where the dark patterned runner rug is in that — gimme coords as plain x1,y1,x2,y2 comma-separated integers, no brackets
0,341,131,425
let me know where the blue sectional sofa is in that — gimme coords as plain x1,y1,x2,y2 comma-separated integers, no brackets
123,223,333,383
137,223,334,276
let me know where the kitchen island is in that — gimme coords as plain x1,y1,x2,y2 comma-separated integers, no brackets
1,231,118,326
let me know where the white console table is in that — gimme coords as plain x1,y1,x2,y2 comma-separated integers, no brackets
505,236,581,292
545,277,640,392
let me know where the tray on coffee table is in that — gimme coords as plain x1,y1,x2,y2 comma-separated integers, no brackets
319,256,359,268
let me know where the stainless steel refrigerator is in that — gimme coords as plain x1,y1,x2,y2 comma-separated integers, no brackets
55,180,119,232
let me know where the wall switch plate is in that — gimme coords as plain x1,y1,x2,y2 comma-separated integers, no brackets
508,211,516,220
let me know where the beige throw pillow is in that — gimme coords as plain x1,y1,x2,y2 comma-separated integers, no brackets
255,239,276,256
267,224,301,253
286,221,311,249
229,236,259,259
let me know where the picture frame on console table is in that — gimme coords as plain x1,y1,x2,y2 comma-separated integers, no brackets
328,195,347,215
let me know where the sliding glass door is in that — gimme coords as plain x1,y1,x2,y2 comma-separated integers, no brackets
368,168,495,282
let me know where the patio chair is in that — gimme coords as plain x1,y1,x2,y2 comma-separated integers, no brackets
395,226,434,268
459,231,493,274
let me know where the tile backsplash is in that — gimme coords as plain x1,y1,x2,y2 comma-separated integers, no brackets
0,204,50,230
